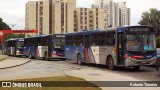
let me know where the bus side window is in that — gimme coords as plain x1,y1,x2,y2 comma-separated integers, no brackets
107,31,115,46
92,41,96,46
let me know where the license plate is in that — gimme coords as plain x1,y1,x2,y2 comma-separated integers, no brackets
141,62,146,64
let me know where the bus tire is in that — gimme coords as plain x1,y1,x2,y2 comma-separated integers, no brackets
62,58,66,61
108,56,115,70
77,54,83,65
133,66,140,70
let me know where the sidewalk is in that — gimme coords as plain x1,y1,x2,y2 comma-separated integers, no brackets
0,56,31,69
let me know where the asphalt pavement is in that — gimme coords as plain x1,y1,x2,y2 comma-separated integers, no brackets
0,56,31,69
0,56,160,90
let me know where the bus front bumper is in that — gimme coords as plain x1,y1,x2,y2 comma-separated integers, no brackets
125,56,157,66
16,52,25,56
51,54,65,59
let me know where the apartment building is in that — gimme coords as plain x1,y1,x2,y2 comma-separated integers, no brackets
25,0,76,34
42,0,76,34
37,0,43,34
93,0,130,28
25,0,104,34
93,0,116,28
25,1,38,30
116,2,130,26
74,8,104,32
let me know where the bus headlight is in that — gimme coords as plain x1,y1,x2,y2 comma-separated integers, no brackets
52,51,57,55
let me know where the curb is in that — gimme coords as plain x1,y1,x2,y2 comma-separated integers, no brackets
0,59,31,69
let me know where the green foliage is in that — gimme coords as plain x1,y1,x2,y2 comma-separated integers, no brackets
0,17,11,30
139,8,160,36
27,35,32,37
16,34,25,38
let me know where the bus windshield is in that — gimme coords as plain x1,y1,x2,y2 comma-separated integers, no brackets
17,41,24,48
127,34,156,51
54,38,64,49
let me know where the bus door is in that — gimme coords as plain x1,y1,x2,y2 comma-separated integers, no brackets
83,35,90,62
117,32,125,65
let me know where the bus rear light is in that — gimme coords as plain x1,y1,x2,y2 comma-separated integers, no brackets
130,56,143,59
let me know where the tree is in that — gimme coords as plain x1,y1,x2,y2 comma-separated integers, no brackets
139,8,160,36
0,17,11,30
2,34,25,42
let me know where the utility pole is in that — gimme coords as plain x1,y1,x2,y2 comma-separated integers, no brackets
1,37,4,55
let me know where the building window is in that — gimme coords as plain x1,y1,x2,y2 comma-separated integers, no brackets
81,26,83,29
85,26,87,29
40,7,43,15
81,12,83,15
40,1,43,5
81,17,83,20
85,21,87,24
85,12,86,15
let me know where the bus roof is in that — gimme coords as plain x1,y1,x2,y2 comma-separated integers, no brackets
105,25,153,30
66,30,100,35
5,38,24,42
25,34,48,39
104,25,154,32
66,25,153,35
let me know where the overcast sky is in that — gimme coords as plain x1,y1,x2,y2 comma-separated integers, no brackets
0,0,160,29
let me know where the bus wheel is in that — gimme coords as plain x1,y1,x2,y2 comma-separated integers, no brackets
62,58,66,61
77,54,82,65
133,66,140,70
108,57,115,70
